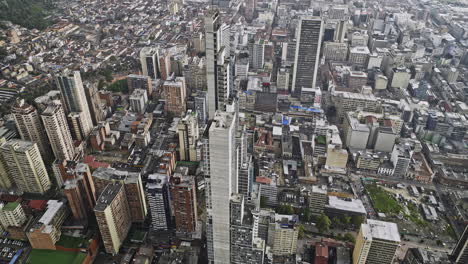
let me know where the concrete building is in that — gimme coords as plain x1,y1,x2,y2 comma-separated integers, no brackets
205,10,231,119
276,67,290,92
332,92,380,122
140,47,159,79
451,225,468,263
205,111,237,263
249,39,265,70
374,74,388,90
27,200,69,250
353,220,400,264
127,74,153,97
292,16,323,95
95,183,131,254
92,168,147,223
391,144,412,178
11,99,51,158
55,70,93,139
0,202,27,228
344,113,370,149
177,110,199,161
163,76,187,117
0,139,51,194
374,127,397,152
349,46,370,67
147,173,172,231
235,58,249,79
348,71,368,91
170,174,198,234
41,103,76,161
268,215,299,256
309,185,328,214
323,42,348,61
390,67,411,89
129,89,148,114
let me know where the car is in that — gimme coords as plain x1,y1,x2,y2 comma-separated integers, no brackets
7,253,12,258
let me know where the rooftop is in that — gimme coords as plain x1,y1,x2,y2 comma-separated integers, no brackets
362,219,400,242
94,183,123,212
327,196,366,214
2,202,20,212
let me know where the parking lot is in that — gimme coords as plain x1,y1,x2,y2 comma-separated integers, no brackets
0,238,27,264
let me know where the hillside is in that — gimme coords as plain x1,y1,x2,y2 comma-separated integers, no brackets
0,0,54,30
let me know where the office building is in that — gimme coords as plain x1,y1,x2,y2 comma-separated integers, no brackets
353,220,400,264
11,99,51,158
276,67,290,92
0,138,13,190
140,47,159,79
0,139,51,194
163,76,187,117
0,202,27,228
205,11,231,119
292,17,323,95
249,39,265,70
177,110,199,161
147,173,172,231
170,174,198,233
309,185,328,214
41,103,76,161
391,144,411,178
127,74,153,97
205,111,237,263
268,215,299,256
451,224,468,263
27,200,69,250
332,92,380,121
92,168,147,223
349,46,370,67
95,183,131,255
84,82,105,126
129,89,148,114
323,42,348,61
55,70,93,138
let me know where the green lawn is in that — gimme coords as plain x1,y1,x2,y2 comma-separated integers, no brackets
26,249,86,264
366,185,402,215
56,234,88,248
405,203,428,227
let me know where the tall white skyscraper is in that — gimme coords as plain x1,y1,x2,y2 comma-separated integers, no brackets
292,16,324,95
55,70,94,139
41,102,76,161
11,99,51,158
205,11,231,119
205,111,237,263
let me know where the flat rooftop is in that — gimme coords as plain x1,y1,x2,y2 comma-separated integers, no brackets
327,196,366,214
94,183,123,212
362,219,400,242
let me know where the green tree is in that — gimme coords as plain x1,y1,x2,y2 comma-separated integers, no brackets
303,207,311,222
344,233,356,243
351,215,364,227
342,215,351,225
316,213,331,234
0,47,7,60
298,224,305,239
332,216,342,227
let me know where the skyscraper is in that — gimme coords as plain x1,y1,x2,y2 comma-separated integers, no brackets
95,183,131,255
205,111,237,263
11,99,51,158
146,173,172,231
55,70,94,139
353,219,401,264
0,139,51,194
127,74,153,97
292,17,324,95
41,102,76,161
451,224,468,263
249,39,265,70
205,11,231,119
140,47,159,79
163,76,187,117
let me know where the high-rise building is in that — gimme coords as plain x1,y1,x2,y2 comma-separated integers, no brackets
41,103,76,161
0,139,51,194
92,168,147,223
127,74,153,97
205,11,231,119
177,110,199,161
55,70,93,139
95,183,131,255
84,82,105,126
146,173,172,231
309,185,328,214
0,202,27,228
292,17,323,95
353,219,400,264
170,174,198,233
268,214,299,256
451,224,468,263
245,0,256,21
11,99,51,158
0,138,12,190
163,76,187,117
205,111,237,263
249,39,265,70
129,89,148,114
140,47,159,79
